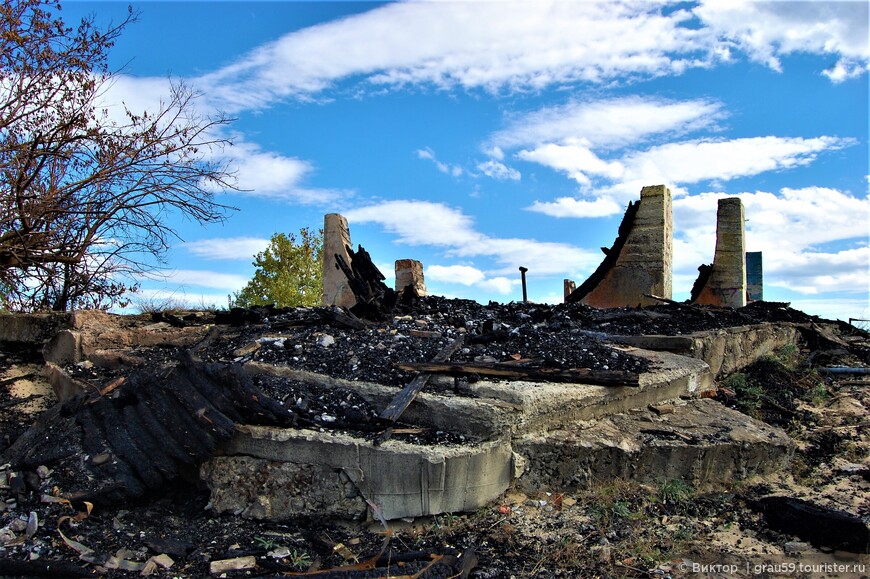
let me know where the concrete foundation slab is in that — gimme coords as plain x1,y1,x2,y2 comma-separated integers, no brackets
514,398,794,491
465,349,712,434
611,323,803,377
202,427,513,521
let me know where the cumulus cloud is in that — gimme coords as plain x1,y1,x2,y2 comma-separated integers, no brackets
182,237,269,261
619,137,855,186
426,265,486,286
426,265,516,295
695,0,869,81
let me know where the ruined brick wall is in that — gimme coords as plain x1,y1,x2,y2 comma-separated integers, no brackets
578,185,673,308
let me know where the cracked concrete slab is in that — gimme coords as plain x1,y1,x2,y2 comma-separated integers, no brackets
514,398,794,491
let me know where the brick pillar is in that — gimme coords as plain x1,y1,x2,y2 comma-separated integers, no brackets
395,259,427,296
746,252,763,302
581,185,673,308
321,213,356,308
563,279,576,301
693,198,747,308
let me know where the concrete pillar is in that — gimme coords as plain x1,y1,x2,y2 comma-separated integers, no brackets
693,198,747,308
395,259,426,297
746,251,763,302
581,185,673,308
321,214,356,308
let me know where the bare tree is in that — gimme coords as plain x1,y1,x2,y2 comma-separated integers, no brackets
0,0,236,311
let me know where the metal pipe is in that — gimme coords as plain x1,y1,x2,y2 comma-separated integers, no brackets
519,266,528,303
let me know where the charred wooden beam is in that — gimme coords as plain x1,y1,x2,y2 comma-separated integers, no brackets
754,495,870,553
2,354,296,504
394,361,640,386
335,244,397,320
380,335,465,422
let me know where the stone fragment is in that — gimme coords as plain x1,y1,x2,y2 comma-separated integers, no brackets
209,555,256,575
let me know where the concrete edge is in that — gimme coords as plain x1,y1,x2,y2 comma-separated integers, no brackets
212,425,514,520
243,361,511,439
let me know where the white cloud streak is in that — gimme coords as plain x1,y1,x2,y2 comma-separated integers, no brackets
182,237,269,261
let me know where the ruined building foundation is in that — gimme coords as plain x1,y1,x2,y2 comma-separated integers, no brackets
321,213,356,309
692,198,747,308
570,185,673,308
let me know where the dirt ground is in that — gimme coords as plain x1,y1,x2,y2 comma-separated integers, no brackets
0,303,869,578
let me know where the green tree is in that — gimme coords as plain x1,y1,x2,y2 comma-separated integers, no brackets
232,228,323,308
0,0,235,311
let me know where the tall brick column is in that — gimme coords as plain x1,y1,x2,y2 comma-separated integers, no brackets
579,185,673,308
321,213,356,308
693,198,747,308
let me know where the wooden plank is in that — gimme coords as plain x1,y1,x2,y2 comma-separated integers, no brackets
394,361,640,387
379,335,465,422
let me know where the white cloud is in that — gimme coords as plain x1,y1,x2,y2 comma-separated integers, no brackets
345,200,599,277
619,136,854,186
517,143,623,185
426,265,485,286
477,276,516,295
196,2,715,110
156,269,250,291
426,265,516,296
492,96,724,150
476,159,521,181
182,237,269,261
695,0,869,81
417,147,463,177
526,197,624,219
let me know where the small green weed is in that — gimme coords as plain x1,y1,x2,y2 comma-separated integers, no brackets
659,479,694,504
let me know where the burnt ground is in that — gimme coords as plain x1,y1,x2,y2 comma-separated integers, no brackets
0,298,868,577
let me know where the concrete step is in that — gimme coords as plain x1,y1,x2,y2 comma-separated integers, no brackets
514,398,794,491
465,348,712,434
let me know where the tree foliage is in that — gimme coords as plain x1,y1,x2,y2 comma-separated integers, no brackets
0,0,236,311
231,228,323,308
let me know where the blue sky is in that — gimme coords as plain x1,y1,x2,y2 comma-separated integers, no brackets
63,1,868,321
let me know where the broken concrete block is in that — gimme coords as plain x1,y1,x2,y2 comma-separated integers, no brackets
42,330,82,365
570,185,673,308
